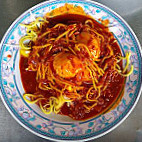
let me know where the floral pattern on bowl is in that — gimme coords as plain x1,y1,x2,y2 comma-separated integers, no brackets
0,0,142,141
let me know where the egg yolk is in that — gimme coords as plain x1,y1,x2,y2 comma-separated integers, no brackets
77,31,100,59
53,52,83,78
53,52,93,83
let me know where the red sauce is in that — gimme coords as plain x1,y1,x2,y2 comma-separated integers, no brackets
20,14,125,120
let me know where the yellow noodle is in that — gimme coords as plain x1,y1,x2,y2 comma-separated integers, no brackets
19,35,33,50
87,28,104,42
86,66,97,90
118,65,134,77
75,43,92,57
39,101,53,115
38,30,51,39
68,46,77,55
123,52,131,73
55,30,71,41
39,83,52,90
93,61,104,76
49,83,62,93
69,28,77,37
103,63,108,71
85,20,94,28
53,23,67,29
83,103,97,110
86,87,98,102
32,44,52,49
23,94,45,104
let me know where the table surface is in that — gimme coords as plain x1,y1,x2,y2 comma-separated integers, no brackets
0,0,142,142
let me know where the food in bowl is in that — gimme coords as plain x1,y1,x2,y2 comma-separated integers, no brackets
19,4,133,120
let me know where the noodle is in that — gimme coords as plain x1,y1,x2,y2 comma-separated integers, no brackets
23,94,45,104
20,5,133,120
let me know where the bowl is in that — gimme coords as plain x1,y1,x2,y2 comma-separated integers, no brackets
0,0,142,141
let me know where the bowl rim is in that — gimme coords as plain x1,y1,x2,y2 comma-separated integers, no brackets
0,0,142,141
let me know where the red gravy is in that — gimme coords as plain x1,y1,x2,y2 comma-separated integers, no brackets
20,14,125,120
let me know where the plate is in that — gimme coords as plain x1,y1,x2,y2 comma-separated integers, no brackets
0,0,142,141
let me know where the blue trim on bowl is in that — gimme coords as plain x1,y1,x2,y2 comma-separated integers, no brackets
0,0,142,140
114,34,125,56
